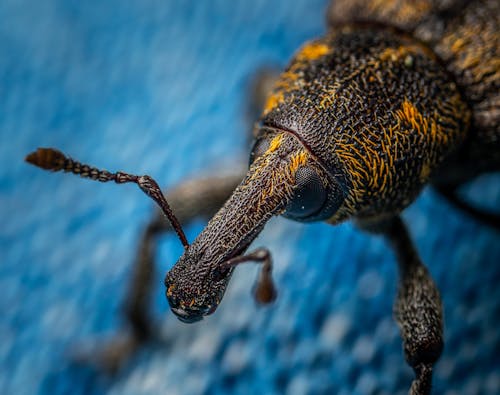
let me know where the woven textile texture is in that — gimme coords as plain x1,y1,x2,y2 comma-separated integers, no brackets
1,1,499,394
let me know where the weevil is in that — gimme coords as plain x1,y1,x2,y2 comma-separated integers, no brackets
25,0,499,393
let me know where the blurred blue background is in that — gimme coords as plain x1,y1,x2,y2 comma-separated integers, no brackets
1,1,499,394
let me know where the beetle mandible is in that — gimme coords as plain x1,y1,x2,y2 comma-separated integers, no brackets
25,0,499,393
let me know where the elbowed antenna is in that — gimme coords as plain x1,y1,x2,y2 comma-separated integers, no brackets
219,247,277,304
25,147,190,248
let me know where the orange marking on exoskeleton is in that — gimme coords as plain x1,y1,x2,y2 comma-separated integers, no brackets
263,92,285,115
296,41,330,62
267,134,284,153
288,151,309,175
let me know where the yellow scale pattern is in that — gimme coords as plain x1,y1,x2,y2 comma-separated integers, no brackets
261,30,470,223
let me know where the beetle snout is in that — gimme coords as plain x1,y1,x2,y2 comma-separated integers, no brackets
168,297,216,323
166,284,217,324
170,306,206,323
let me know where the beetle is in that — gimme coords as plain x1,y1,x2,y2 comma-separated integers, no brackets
25,0,499,393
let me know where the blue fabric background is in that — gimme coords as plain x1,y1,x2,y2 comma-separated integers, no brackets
1,1,499,394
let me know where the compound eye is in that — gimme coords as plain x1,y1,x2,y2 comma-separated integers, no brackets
249,138,270,166
285,166,327,219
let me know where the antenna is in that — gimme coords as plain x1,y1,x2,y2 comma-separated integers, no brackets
25,148,190,248
219,248,276,304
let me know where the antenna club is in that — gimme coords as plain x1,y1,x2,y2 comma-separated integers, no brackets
25,148,66,171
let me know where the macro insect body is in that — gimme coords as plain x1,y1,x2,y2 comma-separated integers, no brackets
25,0,498,394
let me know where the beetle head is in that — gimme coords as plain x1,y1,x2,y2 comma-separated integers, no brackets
163,130,346,323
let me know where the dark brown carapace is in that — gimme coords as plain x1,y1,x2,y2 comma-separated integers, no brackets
26,0,498,391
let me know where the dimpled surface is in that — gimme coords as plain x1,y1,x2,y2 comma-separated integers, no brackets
1,1,499,395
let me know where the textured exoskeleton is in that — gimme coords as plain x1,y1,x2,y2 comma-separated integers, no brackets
26,0,499,393
165,1,499,393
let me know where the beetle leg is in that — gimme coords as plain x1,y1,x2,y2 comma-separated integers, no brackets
71,173,244,374
70,220,159,374
357,216,444,395
68,66,279,373
66,66,278,372
434,183,500,230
